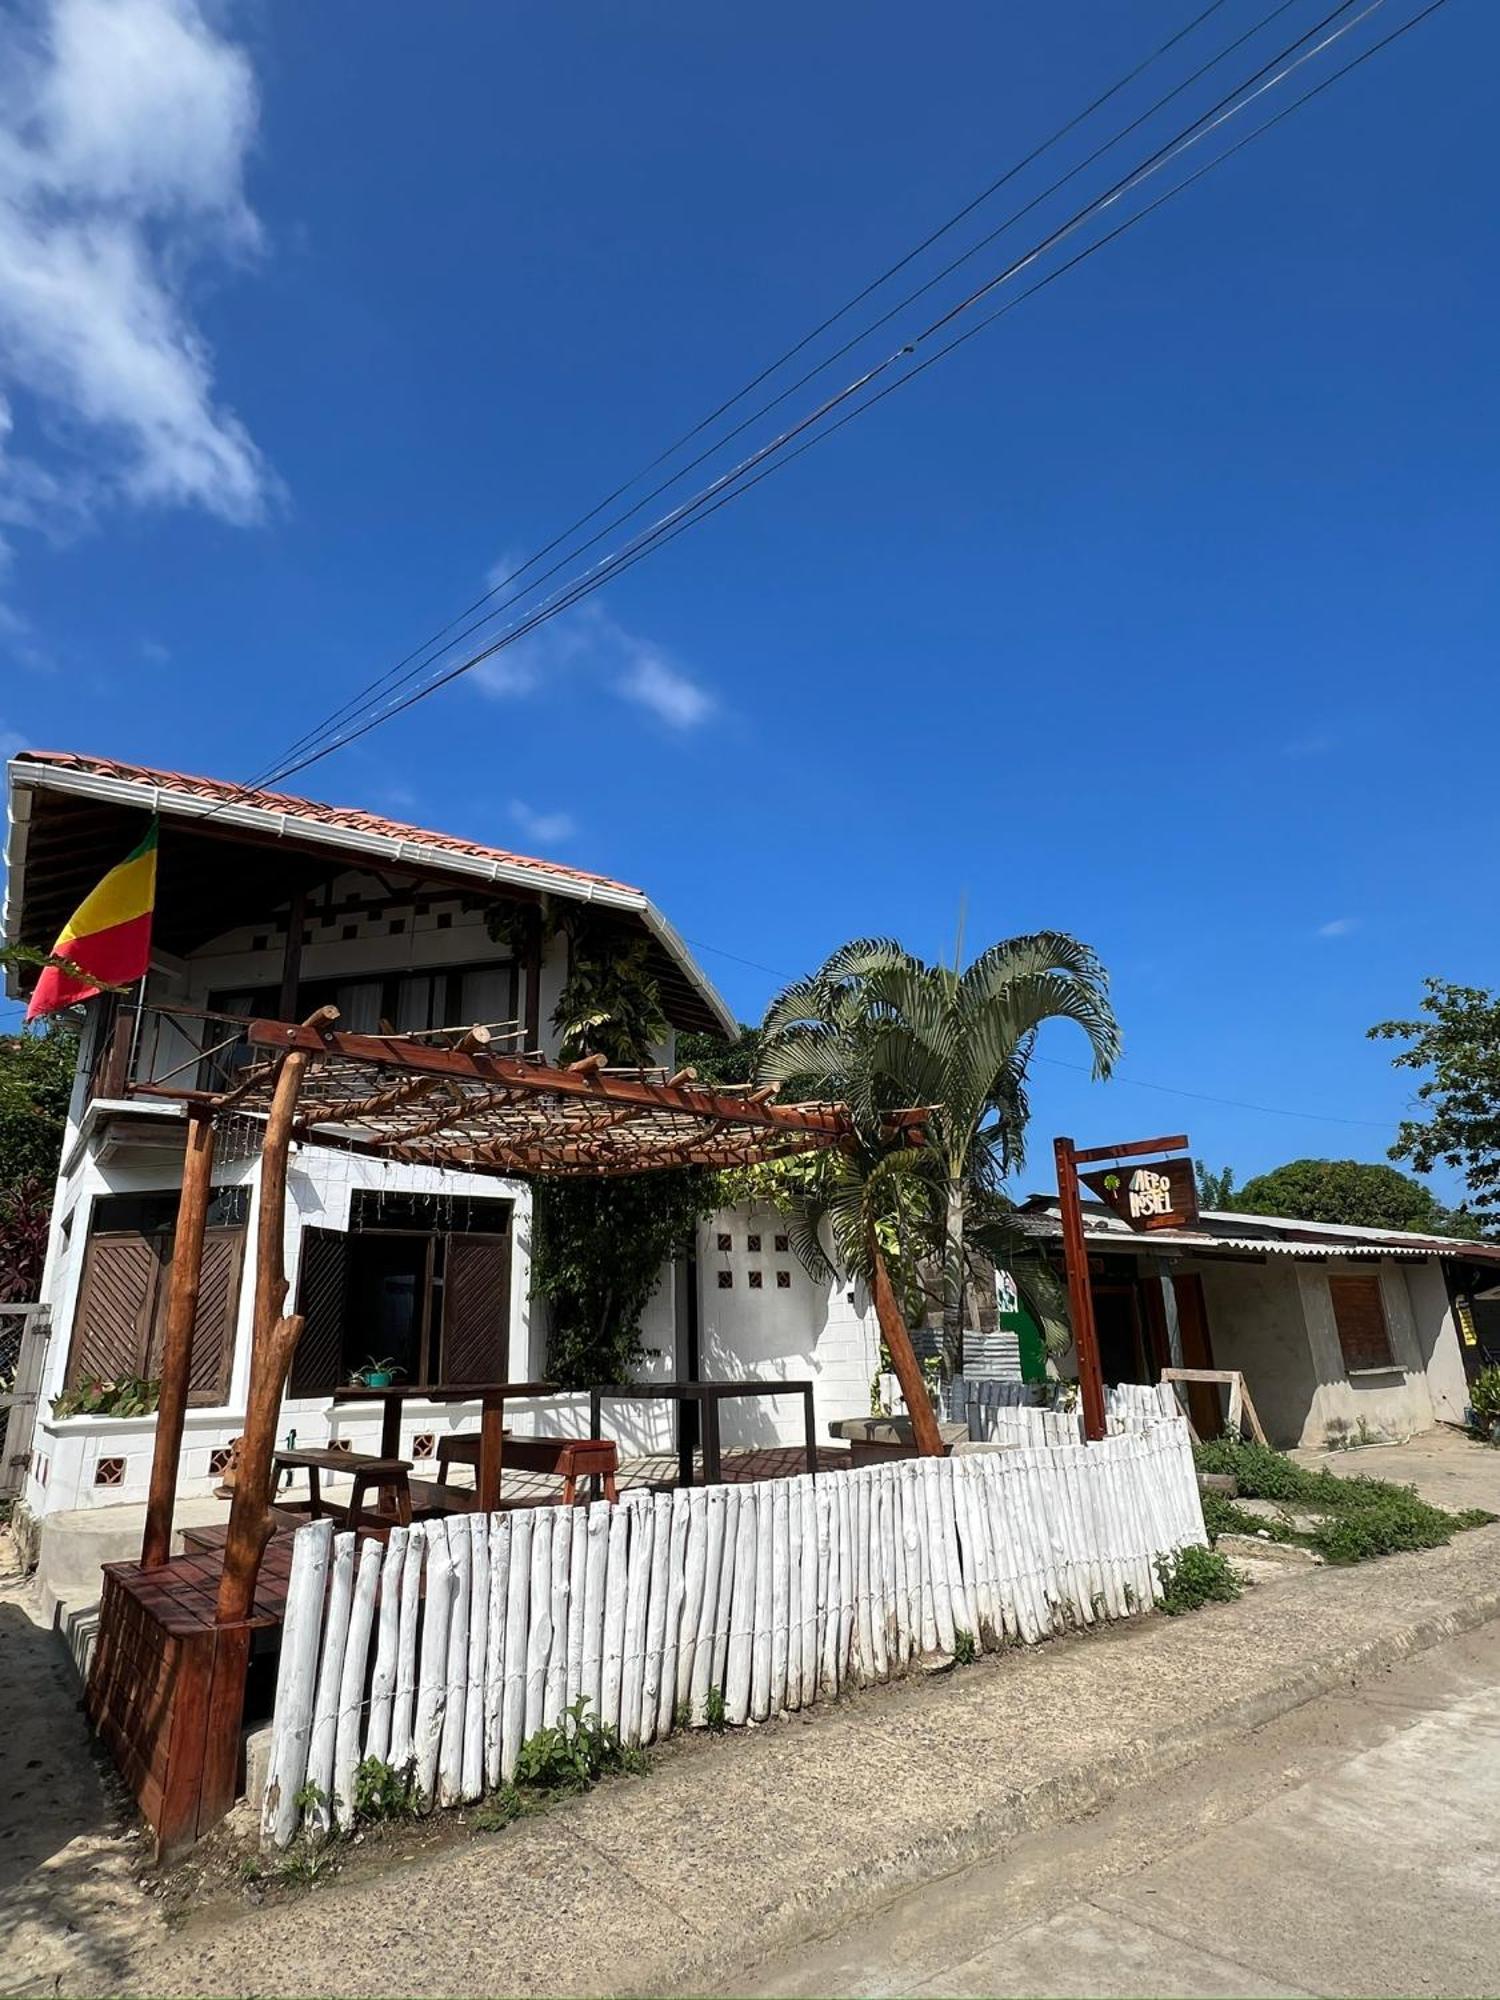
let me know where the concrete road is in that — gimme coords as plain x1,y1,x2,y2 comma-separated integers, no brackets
738,1620,1500,1999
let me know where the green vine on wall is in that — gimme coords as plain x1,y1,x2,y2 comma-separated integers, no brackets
530,1170,716,1388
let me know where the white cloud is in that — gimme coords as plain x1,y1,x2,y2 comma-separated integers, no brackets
470,579,714,732
508,798,576,846
138,635,170,663
1317,917,1358,938
616,648,713,729
0,0,272,563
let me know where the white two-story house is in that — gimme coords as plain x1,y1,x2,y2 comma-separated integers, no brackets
5,751,886,1528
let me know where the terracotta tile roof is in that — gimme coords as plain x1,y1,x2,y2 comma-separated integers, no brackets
12,750,641,898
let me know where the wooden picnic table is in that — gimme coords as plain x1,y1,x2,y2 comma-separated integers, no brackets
588,1378,819,1488
329,1381,560,1513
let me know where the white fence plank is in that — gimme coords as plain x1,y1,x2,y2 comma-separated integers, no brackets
263,1412,1208,1843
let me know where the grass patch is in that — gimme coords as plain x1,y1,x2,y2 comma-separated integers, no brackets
1194,1435,1496,1565
1155,1545,1243,1614
952,1628,978,1666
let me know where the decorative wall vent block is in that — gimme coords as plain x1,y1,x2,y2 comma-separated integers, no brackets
208,1446,235,1477
747,1234,761,1253
412,1433,436,1460
774,1235,790,1253
776,1270,792,1289
716,1233,732,1252
94,1456,126,1488
717,1270,734,1289
748,1270,764,1290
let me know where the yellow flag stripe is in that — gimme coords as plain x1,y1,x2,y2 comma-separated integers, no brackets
54,845,158,949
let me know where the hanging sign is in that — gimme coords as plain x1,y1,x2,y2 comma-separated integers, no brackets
1081,1157,1199,1232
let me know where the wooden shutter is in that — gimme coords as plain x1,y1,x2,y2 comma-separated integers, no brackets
290,1228,350,1396
442,1233,512,1386
1329,1275,1394,1371
187,1228,244,1406
67,1234,161,1386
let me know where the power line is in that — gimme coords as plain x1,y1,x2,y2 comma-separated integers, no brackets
247,0,1243,788
255,0,1377,791
259,0,1436,788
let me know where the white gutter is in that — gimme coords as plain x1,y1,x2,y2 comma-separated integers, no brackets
5,758,736,1034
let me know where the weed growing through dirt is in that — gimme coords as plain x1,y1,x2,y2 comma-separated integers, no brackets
704,1685,727,1733
1155,1545,1243,1614
469,1697,645,1835
352,1756,418,1823
952,1629,978,1666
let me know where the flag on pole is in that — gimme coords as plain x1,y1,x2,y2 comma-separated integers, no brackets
24,820,158,1022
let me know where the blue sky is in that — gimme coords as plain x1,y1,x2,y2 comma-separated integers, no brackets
1,0,1494,1203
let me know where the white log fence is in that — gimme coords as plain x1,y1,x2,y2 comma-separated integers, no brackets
261,1418,1204,1847
947,1376,1180,1446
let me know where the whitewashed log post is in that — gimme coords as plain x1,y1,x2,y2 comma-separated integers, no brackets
750,1482,774,1722
304,1529,355,1838
709,1485,741,1696
365,1525,409,1768
834,1470,855,1686
333,1535,383,1829
852,1468,873,1681
581,1501,609,1717
462,1511,490,1801
566,1501,589,1710
641,1491,673,1744
599,1502,630,1734
389,1524,425,1771
816,1479,838,1694
798,1476,818,1706
545,1507,572,1730
658,1488,690,1737
437,1512,472,1807
725,1480,757,1725
676,1487,708,1718
484,1514,512,1789
500,1510,532,1781
690,1485,726,1723
413,1524,454,1807
262,1518,333,1849
525,1506,555,1740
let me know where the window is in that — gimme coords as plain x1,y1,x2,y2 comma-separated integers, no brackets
1329,1275,1396,1372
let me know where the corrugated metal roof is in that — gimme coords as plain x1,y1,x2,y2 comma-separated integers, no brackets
1017,1195,1500,1265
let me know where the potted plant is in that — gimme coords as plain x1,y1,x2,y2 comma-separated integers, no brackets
350,1357,404,1390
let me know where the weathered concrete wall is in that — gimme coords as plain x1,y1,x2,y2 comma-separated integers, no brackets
1192,1260,1319,1448
1297,1260,1435,1448
1404,1259,1471,1426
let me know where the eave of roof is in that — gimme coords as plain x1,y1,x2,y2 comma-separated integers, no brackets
5,750,735,1036
1017,1195,1500,1265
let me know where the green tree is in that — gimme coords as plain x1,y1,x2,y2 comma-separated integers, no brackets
1235,1156,1479,1239
756,933,1119,1369
676,1024,760,1087
1370,981,1500,1233
1195,1162,1237,1210
0,1020,78,1192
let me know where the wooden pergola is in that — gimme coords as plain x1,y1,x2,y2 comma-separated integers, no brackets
93,1010,941,1857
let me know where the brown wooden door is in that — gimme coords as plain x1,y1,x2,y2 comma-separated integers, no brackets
441,1233,512,1386
290,1227,350,1396
1172,1272,1221,1436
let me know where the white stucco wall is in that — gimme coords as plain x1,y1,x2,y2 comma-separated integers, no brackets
696,1204,880,1450
1192,1260,1321,1447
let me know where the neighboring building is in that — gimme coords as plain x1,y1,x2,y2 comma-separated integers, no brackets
1016,1194,1499,1447
4,751,884,1520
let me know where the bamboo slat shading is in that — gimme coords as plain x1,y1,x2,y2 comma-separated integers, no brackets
192,1018,927,1175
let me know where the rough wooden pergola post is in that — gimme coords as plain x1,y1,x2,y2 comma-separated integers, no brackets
869,1234,945,1457
141,1106,217,1569
216,1007,338,1626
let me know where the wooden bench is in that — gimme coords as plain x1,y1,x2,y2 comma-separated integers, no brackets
272,1448,414,1529
436,1432,619,1505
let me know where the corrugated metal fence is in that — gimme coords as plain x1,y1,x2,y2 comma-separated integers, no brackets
262,1418,1204,1847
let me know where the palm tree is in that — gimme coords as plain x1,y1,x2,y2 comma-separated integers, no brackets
757,933,1119,1373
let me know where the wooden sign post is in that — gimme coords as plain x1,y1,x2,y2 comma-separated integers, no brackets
1055,1132,1192,1443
